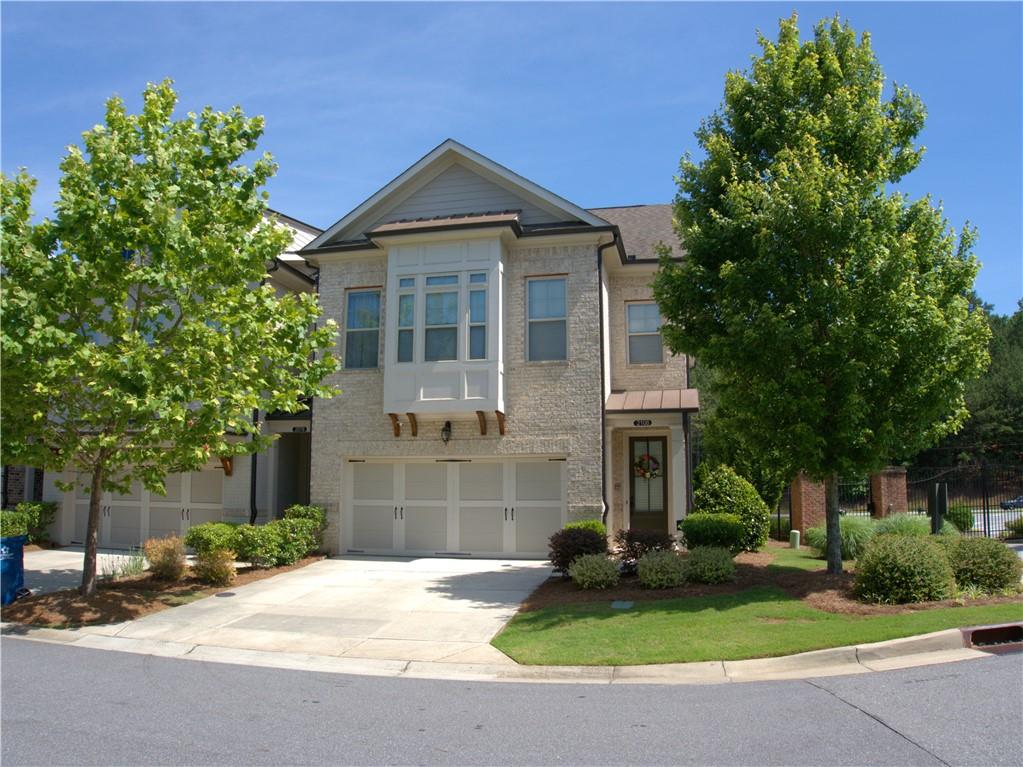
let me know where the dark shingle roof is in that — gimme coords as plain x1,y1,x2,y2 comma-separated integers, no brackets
588,204,678,261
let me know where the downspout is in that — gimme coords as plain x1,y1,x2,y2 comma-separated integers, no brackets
249,408,260,525
596,234,621,526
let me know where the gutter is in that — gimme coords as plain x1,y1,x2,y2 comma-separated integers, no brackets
596,234,621,526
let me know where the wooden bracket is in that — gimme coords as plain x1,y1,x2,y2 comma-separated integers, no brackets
475,410,487,436
218,456,234,477
406,412,418,437
388,413,401,437
495,410,506,436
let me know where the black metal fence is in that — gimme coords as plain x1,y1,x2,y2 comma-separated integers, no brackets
907,465,1023,538
839,477,872,517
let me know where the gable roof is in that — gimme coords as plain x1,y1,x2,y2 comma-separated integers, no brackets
588,204,677,261
304,139,610,250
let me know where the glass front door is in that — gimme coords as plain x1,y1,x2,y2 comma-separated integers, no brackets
629,436,668,532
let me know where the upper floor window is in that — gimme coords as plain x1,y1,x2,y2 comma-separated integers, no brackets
345,289,380,369
424,275,459,361
627,302,664,364
527,277,567,361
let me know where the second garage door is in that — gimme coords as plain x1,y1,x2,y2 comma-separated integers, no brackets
346,459,565,558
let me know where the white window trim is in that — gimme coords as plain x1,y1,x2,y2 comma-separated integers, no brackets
626,300,665,366
526,275,568,363
344,288,381,370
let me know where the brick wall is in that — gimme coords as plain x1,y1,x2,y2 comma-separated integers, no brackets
790,473,826,533
870,466,908,517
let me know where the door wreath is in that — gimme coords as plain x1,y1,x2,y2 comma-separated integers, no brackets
634,453,661,480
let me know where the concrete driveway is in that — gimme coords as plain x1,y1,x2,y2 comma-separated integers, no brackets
97,556,552,664
22,547,141,595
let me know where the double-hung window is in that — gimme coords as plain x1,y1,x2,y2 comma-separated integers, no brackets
627,302,664,364
527,277,567,361
345,289,380,369
424,275,459,362
468,273,487,360
396,277,415,363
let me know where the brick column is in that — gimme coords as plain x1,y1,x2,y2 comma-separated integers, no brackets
870,466,908,518
790,473,826,533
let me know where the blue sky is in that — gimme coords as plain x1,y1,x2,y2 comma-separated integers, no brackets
3,2,1020,313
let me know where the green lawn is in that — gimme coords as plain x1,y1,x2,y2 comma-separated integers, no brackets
493,585,1023,666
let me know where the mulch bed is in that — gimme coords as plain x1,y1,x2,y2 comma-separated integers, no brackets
522,542,1023,617
0,555,325,629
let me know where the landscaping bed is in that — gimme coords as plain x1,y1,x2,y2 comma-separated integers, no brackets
492,542,1023,665
0,555,324,629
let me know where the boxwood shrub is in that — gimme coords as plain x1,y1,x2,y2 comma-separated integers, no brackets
184,522,240,555
681,547,736,584
548,527,608,573
941,504,975,534
283,504,328,548
13,501,58,544
276,518,319,562
234,524,285,568
805,516,876,560
637,550,686,589
679,513,744,554
568,554,620,590
0,510,29,538
854,535,955,604
693,464,770,551
564,519,608,538
944,537,1022,593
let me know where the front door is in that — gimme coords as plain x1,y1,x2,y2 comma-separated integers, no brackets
629,436,668,532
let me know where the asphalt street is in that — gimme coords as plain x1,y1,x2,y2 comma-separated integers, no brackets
2,638,1020,766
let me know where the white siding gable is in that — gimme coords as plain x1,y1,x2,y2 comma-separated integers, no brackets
369,163,565,229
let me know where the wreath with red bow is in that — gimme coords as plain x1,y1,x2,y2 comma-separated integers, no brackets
634,453,661,480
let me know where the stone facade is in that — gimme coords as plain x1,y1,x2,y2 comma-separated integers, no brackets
310,243,606,552
607,271,688,392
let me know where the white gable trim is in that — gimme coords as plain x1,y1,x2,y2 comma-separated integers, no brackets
304,139,609,250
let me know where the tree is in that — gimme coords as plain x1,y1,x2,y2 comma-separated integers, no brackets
1,81,339,595
652,15,990,573
913,301,1023,466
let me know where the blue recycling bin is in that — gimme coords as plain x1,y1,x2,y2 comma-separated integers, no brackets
1,534,27,606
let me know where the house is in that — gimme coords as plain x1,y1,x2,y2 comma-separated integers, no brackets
37,211,322,547
300,139,698,557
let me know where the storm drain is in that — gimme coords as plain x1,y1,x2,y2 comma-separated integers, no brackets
962,623,1023,653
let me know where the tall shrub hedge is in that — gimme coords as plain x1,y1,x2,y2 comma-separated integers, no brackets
693,464,770,551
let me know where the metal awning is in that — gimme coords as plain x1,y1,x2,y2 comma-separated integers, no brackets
605,388,699,413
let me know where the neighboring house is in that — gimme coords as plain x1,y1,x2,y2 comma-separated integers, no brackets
300,139,698,558
37,211,321,547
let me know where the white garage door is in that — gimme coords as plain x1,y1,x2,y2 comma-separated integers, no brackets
346,459,565,558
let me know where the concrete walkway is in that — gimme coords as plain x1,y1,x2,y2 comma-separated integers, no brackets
22,547,141,595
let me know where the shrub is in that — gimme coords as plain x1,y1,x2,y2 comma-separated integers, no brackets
679,513,744,554
143,536,186,581
275,518,319,563
568,554,620,590
234,524,285,568
637,550,686,589
875,513,957,537
564,519,608,538
192,548,236,586
0,510,29,538
693,464,770,551
283,504,328,548
1004,515,1023,539
944,537,1022,593
184,522,240,555
854,535,955,604
548,527,608,573
14,501,58,544
682,547,736,584
614,528,674,574
804,516,876,560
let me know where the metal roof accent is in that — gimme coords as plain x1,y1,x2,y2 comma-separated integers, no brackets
605,388,700,413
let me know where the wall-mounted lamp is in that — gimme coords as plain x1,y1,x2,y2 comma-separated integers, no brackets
441,421,452,444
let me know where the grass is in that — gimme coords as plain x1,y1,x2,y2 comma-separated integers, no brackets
493,587,1023,666
767,545,834,572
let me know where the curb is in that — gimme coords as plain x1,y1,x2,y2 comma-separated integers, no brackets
1,622,1010,685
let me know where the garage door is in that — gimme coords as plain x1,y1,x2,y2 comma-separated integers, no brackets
69,470,223,549
346,459,565,557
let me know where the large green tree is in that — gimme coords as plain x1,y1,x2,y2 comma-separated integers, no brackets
1,81,339,595
653,15,990,573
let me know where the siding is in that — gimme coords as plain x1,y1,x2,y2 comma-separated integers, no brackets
369,163,565,229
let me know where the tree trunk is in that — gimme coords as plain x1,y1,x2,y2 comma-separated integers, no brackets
80,464,105,597
824,472,842,575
